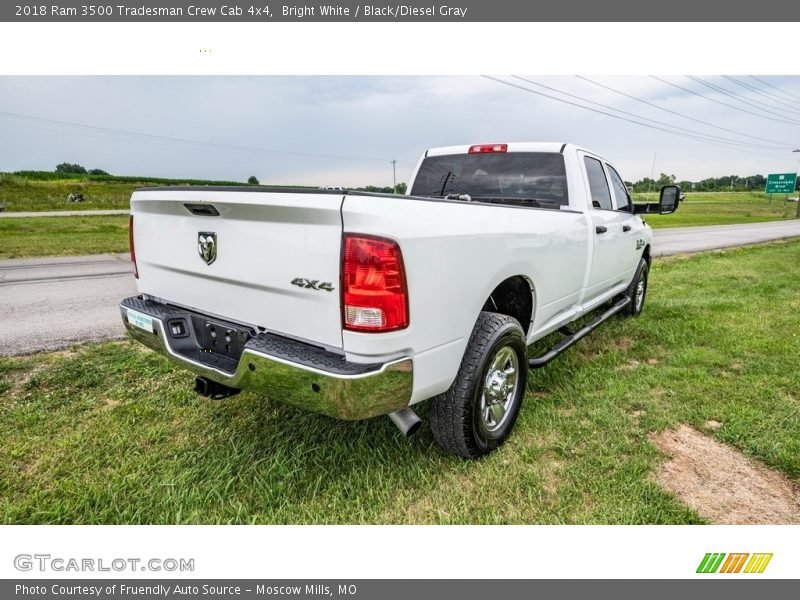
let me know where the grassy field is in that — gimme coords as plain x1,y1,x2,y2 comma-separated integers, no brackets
0,176,140,212
0,173,308,213
2,173,797,224
1,190,798,260
1,240,798,524
0,216,129,260
639,191,798,228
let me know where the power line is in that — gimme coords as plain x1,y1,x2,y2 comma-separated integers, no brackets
686,76,800,125
749,76,800,103
650,76,800,127
0,110,415,165
513,76,789,150
720,75,800,114
575,75,799,148
728,75,800,109
511,76,789,151
482,76,791,163
689,75,800,122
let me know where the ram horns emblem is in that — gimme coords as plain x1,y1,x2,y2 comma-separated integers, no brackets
198,232,217,265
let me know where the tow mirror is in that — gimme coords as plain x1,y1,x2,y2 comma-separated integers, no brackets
658,185,680,214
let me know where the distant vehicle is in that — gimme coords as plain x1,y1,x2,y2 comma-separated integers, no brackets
121,142,680,458
66,192,85,203
319,186,345,191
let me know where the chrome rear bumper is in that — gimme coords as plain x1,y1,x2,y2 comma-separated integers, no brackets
119,296,413,420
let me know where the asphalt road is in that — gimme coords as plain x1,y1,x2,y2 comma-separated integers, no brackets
0,253,135,355
1,220,799,356
652,220,800,257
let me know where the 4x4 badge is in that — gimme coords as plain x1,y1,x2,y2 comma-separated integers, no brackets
636,239,645,250
291,278,334,292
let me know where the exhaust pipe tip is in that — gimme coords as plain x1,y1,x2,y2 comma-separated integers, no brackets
389,408,422,437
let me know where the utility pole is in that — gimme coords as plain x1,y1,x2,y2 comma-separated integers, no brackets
794,149,800,219
647,152,657,195
391,159,397,194
796,177,800,219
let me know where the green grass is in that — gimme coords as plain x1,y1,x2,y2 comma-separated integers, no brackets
0,173,311,213
2,173,798,227
0,216,129,259
638,191,798,228
0,191,796,260
1,240,798,524
0,176,140,212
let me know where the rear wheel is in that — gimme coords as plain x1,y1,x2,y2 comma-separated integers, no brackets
429,312,528,459
620,258,649,317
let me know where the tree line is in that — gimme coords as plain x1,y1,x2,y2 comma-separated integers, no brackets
51,164,408,193
626,173,798,193
49,163,799,195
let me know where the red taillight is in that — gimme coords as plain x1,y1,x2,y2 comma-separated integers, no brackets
129,215,139,279
342,234,408,332
468,143,508,154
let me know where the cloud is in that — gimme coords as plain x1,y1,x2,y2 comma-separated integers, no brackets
1,75,800,185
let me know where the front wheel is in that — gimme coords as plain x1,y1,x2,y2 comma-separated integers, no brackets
620,258,649,317
428,312,528,459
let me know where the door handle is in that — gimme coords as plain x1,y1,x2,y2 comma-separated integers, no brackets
595,226,608,234
623,225,632,232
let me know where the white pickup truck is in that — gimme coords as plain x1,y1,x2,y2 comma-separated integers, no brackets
121,142,680,458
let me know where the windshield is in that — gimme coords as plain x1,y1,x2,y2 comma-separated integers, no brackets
410,152,569,207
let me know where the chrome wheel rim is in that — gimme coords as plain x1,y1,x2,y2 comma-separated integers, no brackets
479,346,520,432
635,272,647,312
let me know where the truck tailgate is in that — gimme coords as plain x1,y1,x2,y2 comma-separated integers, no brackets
131,189,344,349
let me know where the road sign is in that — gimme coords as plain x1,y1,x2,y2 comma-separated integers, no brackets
765,173,797,194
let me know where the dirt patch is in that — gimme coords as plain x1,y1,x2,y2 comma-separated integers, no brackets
538,457,564,498
704,420,722,430
101,397,120,409
5,363,49,395
650,425,800,524
617,359,641,371
615,337,634,350
629,410,645,425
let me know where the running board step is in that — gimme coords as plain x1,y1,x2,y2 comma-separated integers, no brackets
529,296,631,369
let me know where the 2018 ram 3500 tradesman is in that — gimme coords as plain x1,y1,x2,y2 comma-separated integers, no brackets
120,142,680,458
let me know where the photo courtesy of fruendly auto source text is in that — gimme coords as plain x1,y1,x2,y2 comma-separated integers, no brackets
0,0,799,595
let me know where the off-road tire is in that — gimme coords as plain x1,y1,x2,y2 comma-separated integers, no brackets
428,311,528,459
620,258,649,317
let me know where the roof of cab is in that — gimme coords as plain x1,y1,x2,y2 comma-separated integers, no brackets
425,142,574,157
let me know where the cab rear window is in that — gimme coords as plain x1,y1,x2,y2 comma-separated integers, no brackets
410,152,569,207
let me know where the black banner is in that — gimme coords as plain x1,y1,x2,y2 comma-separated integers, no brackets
4,0,800,22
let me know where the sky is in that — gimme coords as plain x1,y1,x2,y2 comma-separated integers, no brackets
2,75,800,188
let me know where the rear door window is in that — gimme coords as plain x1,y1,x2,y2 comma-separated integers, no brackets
606,164,632,212
584,156,612,210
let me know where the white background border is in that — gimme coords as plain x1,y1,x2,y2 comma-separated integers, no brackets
1,20,798,580
2,525,798,578
1,23,799,75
